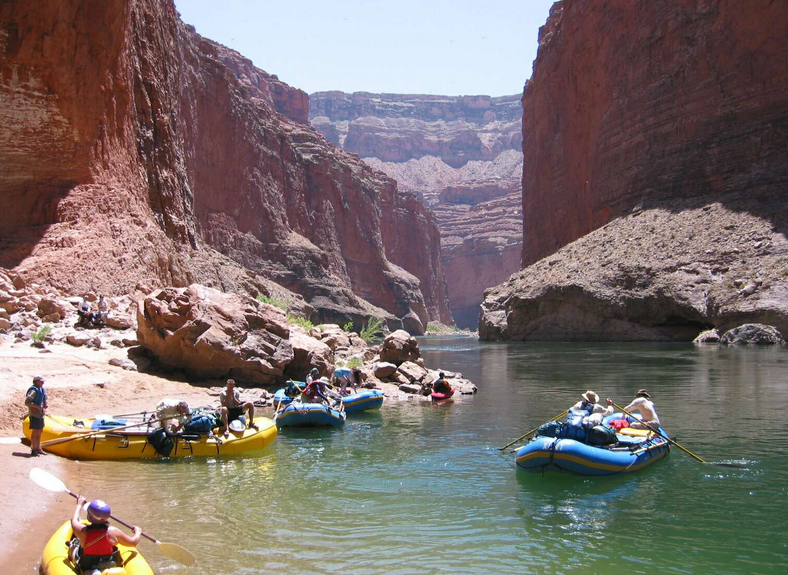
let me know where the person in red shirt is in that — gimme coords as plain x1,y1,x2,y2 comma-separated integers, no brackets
301,376,331,406
71,496,141,574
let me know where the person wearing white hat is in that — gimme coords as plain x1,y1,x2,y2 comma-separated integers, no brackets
571,390,613,425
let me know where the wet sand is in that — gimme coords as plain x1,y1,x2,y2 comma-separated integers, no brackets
0,337,225,574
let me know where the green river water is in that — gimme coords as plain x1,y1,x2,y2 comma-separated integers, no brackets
40,339,788,574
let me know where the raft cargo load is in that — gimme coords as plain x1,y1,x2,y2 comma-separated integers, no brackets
514,413,670,476
341,389,384,413
274,402,346,427
41,520,153,575
23,414,277,460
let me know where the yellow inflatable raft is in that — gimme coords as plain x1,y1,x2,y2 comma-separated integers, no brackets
24,414,277,460
41,521,153,575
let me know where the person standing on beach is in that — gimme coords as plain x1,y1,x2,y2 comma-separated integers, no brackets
25,375,48,456
332,367,360,395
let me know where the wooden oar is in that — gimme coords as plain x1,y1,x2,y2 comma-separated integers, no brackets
611,402,744,468
499,409,568,451
41,417,168,448
29,467,195,566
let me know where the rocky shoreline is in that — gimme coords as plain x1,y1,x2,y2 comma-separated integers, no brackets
480,194,788,342
0,266,477,574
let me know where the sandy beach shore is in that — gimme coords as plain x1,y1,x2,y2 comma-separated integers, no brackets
0,336,229,574
0,333,425,573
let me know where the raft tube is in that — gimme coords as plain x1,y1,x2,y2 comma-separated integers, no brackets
24,415,277,460
430,389,455,402
514,414,670,476
274,402,346,427
41,521,153,575
342,390,384,414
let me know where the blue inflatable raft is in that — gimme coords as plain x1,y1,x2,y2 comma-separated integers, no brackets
514,413,670,476
274,402,346,427
341,390,384,413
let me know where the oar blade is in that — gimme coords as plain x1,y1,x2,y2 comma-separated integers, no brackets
0,436,22,444
30,467,68,493
158,541,195,566
711,460,748,469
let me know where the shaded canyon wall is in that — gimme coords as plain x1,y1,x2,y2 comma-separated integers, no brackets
0,0,452,331
480,0,788,340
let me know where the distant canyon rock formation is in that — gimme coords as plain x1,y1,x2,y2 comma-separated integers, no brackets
481,0,788,340
0,0,452,333
311,92,524,328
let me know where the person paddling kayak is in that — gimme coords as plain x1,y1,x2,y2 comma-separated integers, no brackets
71,496,141,574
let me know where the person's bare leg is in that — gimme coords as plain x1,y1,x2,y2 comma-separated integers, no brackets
245,402,258,429
221,406,230,437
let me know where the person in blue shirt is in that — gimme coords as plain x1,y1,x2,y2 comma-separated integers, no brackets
25,375,48,456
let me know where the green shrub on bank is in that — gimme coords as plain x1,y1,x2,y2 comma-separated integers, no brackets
287,314,314,330
31,325,51,344
256,294,288,310
425,322,473,335
342,321,354,333
360,317,385,343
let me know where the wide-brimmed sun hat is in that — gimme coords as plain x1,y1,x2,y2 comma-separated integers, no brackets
636,389,651,398
582,390,599,403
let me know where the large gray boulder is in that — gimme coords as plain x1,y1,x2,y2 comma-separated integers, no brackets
720,324,784,345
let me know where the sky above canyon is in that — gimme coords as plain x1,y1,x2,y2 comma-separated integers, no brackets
174,0,556,97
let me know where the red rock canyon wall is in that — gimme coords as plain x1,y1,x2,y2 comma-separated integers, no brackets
0,0,452,330
522,0,788,266
311,92,524,328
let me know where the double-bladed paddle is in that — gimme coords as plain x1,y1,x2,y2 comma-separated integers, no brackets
29,467,195,566
611,402,745,468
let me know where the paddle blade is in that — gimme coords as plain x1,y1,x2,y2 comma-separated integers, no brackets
712,460,748,469
0,437,22,444
30,467,68,494
158,541,195,566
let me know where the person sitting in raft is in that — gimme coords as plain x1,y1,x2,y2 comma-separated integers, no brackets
570,391,613,426
302,376,332,406
332,367,361,395
219,378,258,437
154,398,192,432
620,388,661,430
306,367,320,385
433,372,453,395
71,496,141,575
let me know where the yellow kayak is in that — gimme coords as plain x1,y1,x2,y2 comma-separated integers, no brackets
41,521,153,575
23,414,277,460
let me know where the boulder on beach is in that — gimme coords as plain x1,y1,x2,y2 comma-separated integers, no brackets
379,330,420,365
136,284,295,384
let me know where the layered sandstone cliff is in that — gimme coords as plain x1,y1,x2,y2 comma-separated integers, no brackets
312,92,523,327
0,0,452,331
480,0,788,340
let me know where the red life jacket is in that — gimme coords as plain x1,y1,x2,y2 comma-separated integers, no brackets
83,523,115,556
303,381,323,399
